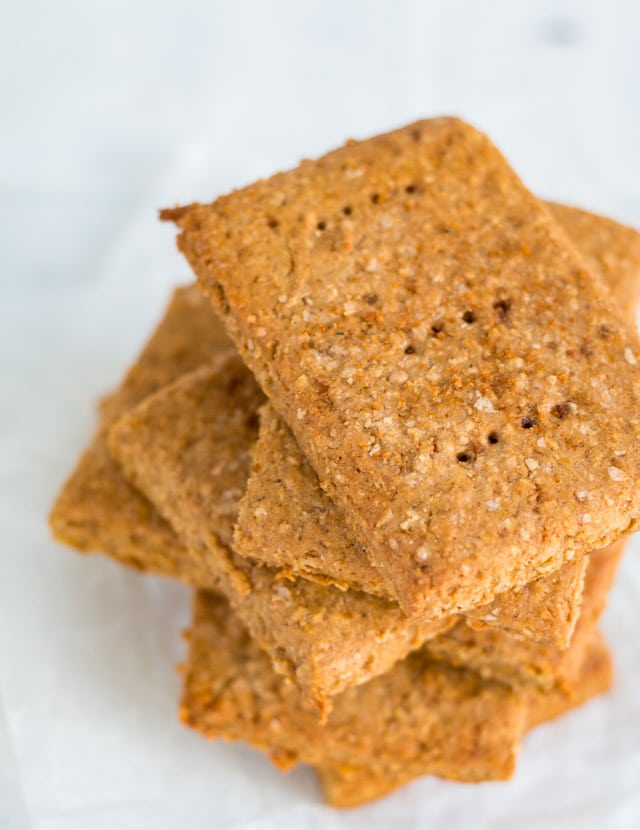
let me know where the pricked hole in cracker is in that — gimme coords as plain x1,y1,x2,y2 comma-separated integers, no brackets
431,322,444,336
266,217,279,229
599,324,611,339
370,193,380,204
405,184,417,194
246,411,260,432
493,298,511,318
462,310,476,324
488,431,499,445
316,221,326,231
551,402,573,419
404,344,416,355
456,449,476,463
342,206,353,216
520,415,537,429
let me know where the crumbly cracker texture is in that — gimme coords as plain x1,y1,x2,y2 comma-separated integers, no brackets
316,630,612,808
50,201,640,618
423,542,622,691
49,285,233,586
108,358,613,707
546,202,640,321
236,401,588,647
166,117,640,618
180,591,525,781
180,592,612,806
109,361,450,711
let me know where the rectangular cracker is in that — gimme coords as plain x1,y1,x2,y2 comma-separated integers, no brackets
180,591,525,782
546,202,640,320
49,206,639,704
50,197,639,706
165,117,640,618
315,631,612,808
49,285,234,587
180,592,611,792
51,286,448,709
232,200,640,646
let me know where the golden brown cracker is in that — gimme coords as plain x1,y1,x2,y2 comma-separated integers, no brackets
110,360,450,710
49,285,233,586
422,542,623,691
51,200,640,620
315,630,612,808
180,591,525,782
166,117,640,619
236,402,588,647
547,202,640,321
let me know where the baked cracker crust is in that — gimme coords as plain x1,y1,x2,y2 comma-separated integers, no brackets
422,541,622,691
234,201,640,639
49,285,234,586
180,591,525,782
166,117,640,618
109,360,452,711
108,360,621,707
236,402,588,647
315,630,612,808
51,202,640,638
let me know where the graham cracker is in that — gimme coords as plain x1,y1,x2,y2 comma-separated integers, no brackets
225,201,640,648
315,630,612,808
51,202,640,637
236,185,640,641
49,284,234,586
50,204,640,702
165,117,640,619
180,592,612,798
180,591,525,782
546,202,640,320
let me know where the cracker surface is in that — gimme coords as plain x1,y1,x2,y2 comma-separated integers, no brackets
167,118,640,617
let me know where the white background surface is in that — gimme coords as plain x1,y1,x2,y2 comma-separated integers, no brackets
2,1,640,828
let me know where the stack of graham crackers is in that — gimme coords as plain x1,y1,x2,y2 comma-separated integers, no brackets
50,118,640,808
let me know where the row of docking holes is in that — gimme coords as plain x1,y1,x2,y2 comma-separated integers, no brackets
267,185,423,232
268,194,514,334
318,187,417,230
401,302,510,356
456,404,573,463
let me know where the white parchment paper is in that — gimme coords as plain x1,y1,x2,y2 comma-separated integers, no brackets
2,2,640,827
